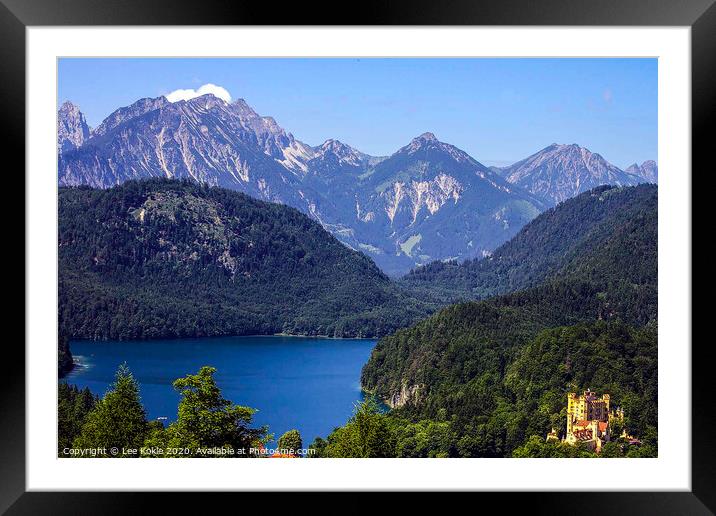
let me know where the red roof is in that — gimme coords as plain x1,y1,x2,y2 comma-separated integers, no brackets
573,429,594,440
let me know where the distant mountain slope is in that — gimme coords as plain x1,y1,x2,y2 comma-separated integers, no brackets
58,95,316,211
625,160,658,183
58,179,431,341
342,133,547,275
56,97,546,275
499,143,644,205
402,184,657,305
364,184,657,411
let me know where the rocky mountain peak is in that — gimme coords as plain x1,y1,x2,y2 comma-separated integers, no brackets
500,143,642,206
57,100,91,153
91,96,170,138
406,132,442,150
309,139,366,169
185,93,228,109
319,138,350,154
406,132,441,149
59,100,81,115
625,160,658,183
229,98,259,117
320,138,342,149
415,132,438,142
401,132,477,167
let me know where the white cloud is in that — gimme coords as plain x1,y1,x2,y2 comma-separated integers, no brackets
165,83,232,103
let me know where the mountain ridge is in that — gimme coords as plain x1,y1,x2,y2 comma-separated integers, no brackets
58,94,649,275
57,101,91,153
401,183,657,305
497,143,646,205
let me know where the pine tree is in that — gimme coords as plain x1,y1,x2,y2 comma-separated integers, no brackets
73,363,148,455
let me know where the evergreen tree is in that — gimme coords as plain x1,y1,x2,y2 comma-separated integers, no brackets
58,383,98,454
73,363,148,455
511,435,596,458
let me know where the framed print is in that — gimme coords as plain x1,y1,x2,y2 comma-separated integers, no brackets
3,0,713,512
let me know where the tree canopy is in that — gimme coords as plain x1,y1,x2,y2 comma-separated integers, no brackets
142,366,268,457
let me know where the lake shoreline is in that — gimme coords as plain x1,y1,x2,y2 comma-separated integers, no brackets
66,332,381,344
60,333,377,378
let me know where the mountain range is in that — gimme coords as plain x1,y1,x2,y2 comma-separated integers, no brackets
58,94,656,275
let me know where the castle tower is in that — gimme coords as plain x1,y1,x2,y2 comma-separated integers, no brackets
566,392,578,434
564,389,614,453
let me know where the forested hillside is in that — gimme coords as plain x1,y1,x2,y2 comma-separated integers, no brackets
401,184,657,308
58,179,431,344
352,184,658,457
314,321,657,458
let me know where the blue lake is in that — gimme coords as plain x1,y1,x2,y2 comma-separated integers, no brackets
64,335,378,445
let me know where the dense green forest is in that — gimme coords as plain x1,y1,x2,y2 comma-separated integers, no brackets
347,184,658,457
363,185,656,396
58,179,432,350
307,321,656,458
58,383,98,453
58,334,74,376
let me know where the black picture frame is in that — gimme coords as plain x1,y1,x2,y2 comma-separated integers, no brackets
3,0,712,513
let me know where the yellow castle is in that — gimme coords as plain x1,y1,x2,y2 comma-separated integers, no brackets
549,389,624,453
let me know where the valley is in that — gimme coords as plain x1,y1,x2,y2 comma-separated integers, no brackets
55,70,658,459
58,179,658,458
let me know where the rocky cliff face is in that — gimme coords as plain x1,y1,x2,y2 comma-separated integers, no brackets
57,101,91,153
385,382,425,409
499,143,645,206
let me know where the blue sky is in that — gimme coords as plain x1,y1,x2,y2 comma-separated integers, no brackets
58,58,657,168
